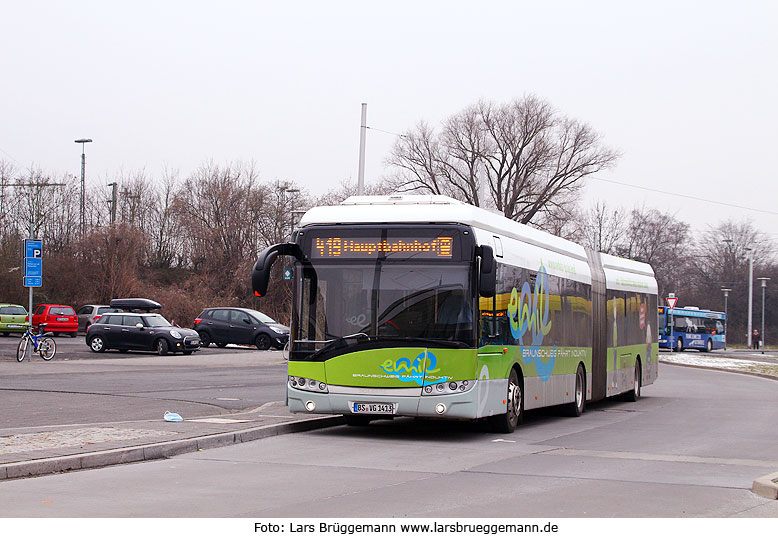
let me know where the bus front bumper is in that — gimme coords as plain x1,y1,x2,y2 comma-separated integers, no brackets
287,380,507,420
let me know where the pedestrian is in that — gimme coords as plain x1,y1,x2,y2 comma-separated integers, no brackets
752,328,761,350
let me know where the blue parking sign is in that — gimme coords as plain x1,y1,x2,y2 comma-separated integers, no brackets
25,257,42,277
25,239,42,259
24,276,42,287
23,239,43,287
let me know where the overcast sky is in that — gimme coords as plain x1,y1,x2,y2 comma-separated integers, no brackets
2,0,776,239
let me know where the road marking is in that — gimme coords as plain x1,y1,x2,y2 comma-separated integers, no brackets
185,418,252,424
544,448,778,468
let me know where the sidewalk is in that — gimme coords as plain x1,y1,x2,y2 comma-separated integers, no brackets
0,401,344,481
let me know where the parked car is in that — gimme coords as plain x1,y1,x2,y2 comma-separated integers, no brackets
31,304,78,337
0,303,30,335
86,311,201,355
77,304,123,332
193,307,289,350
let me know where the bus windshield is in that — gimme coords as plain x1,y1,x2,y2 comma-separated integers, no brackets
294,261,474,360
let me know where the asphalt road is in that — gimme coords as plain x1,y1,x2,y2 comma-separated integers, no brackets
1,363,777,518
0,337,288,429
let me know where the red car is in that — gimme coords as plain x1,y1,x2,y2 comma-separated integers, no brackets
32,304,78,337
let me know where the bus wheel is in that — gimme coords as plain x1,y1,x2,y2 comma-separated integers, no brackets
706,339,712,352
626,362,641,402
566,364,586,417
489,368,523,433
675,338,683,352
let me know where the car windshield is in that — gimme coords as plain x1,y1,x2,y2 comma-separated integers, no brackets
97,307,118,314
142,314,172,327
244,309,276,324
0,306,26,315
51,307,75,316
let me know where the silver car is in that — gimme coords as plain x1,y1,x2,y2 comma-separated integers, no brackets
76,305,123,332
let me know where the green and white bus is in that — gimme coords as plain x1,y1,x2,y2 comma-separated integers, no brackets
252,195,658,432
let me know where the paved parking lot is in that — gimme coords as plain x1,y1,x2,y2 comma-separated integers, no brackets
0,331,269,362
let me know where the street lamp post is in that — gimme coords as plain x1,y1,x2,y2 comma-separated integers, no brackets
746,247,753,348
74,138,93,240
282,186,300,241
757,277,770,354
721,288,731,350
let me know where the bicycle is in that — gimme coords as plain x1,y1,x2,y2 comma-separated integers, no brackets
17,323,56,362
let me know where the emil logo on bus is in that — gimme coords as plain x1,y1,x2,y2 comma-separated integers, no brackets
380,351,447,386
507,263,555,381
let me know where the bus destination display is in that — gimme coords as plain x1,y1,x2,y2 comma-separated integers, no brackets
312,236,454,259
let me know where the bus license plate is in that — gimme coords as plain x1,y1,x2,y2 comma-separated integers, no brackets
352,402,396,415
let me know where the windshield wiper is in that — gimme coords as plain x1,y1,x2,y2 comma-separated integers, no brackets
371,336,470,348
307,333,371,360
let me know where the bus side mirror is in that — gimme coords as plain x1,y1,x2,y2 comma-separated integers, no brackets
252,242,303,297
477,245,496,297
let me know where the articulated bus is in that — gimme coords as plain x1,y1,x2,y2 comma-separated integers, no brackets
252,195,658,432
658,306,725,352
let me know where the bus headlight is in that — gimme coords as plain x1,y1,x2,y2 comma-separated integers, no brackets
289,376,328,393
423,379,474,395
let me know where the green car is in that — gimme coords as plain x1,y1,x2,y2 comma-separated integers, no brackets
0,303,30,335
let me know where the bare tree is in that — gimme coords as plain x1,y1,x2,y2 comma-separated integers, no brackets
574,201,628,253
387,95,619,223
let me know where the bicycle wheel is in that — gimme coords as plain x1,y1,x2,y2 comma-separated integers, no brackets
16,336,29,362
39,337,56,361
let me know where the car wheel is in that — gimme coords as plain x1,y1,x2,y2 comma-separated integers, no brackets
156,339,169,356
2,332,8,337
255,334,272,350
70,332,78,338
198,332,211,347
89,336,106,353
183,351,193,355
216,342,227,348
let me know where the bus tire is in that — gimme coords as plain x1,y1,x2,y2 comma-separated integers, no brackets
706,339,712,352
566,364,586,417
626,361,641,402
675,338,683,352
489,368,523,433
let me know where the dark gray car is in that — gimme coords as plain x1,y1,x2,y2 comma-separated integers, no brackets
193,307,289,350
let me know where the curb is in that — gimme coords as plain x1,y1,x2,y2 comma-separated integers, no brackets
752,472,778,500
0,414,345,481
658,359,778,382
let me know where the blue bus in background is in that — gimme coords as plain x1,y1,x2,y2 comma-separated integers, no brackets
658,306,726,352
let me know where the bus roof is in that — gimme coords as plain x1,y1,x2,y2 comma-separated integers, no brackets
301,194,583,258
660,306,726,319
299,194,655,281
